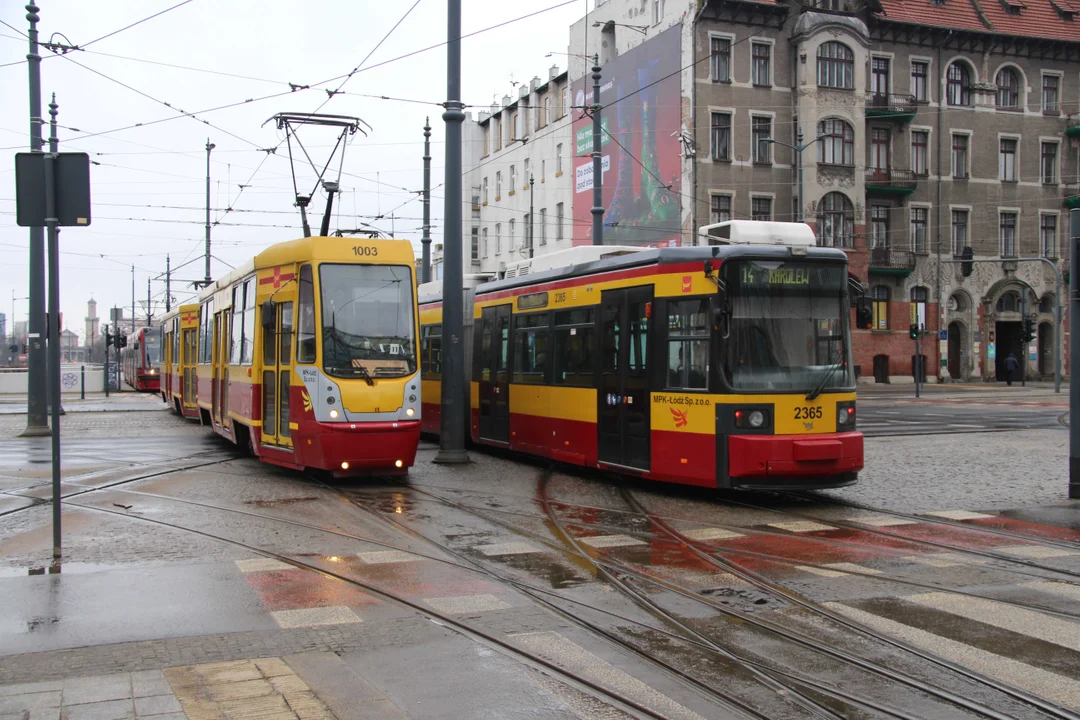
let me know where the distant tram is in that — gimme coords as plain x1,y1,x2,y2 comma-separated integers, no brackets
120,326,161,392
419,221,863,489
160,305,200,419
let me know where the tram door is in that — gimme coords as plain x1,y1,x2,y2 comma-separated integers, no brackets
597,286,652,470
212,311,228,427
260,302,294,448
477,304,511,443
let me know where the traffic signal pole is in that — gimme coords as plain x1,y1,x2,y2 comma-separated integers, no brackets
1068,209,1079,499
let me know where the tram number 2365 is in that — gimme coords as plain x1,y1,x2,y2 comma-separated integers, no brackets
793,406,823,420
352,246,378,257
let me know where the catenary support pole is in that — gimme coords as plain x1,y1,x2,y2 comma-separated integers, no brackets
165,254,171,312
1069,209,1080,498
421,118,432,283
795,128,804,223
22,2,48,437
204,139,215,286
434,0,468,464
147,278,151,325
529,175,535,259
103,324,110,399
45,93,61,559
131,264,135,334
591,55,603,247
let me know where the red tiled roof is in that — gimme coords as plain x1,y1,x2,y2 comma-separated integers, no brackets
875,0,1080,40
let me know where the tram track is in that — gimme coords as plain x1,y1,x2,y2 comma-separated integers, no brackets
387,476,1072,720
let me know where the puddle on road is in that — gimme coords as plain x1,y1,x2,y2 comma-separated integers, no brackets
246,496,319,507
0,561,127,578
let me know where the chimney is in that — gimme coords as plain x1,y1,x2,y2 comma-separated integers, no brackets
479,111,490,122
549,65,560,80
530,76,542,91
490,103,499,115
502,95,511,107
519,85,529,99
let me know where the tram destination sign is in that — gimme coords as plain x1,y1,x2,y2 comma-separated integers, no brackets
729,261,844,293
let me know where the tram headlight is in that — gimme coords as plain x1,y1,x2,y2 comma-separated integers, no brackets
733,408,770,430
329,409,339,419
836,402,856,430
406,408,414,416
748,410,765,428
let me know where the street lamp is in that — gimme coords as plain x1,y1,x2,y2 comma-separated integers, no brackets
591,20,649,35
763,128,825,223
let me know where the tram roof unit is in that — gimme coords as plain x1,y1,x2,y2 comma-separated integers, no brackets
697,220,817,247
473,242,848,297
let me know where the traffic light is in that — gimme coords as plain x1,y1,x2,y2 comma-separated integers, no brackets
909,323,919,340
1022,317,1036,343
104,326,117,348
855,297,874,330
961,246,974,277
116,333,128,349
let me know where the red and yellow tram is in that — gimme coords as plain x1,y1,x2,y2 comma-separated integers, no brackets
419,222,863,489
189,235,421,476
160,305,200,418
120,326,161,392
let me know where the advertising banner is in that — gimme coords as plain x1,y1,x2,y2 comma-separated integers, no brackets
571,25,682,247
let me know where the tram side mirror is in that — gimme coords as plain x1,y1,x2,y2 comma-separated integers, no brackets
261,299,276,329
855,297,874,330
709,294,729,338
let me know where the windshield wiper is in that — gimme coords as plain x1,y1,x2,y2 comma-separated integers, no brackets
353,362,375,386
326,314,374,386
806,351,844,401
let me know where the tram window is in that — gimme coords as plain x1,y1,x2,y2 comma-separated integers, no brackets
241,277,256,366
513,312,549,384
554,309,594,386
200,300,214,364
279,303,293,366
296,265,316,364
666,299,710,390
231,287,243,365
601,304,619,372
421,324,442,377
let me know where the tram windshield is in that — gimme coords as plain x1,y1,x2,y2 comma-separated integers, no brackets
319,264,416,379
721,260,853,392
144,335,160,367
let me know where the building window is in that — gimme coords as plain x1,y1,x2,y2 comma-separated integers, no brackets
911,287,928,329
471,228,479,261
653,0,663,23
751,43,770,86
752,116,772,164
817,42,854,89
711,37,730,82
910,207,928,253
482,227,489,258
1042,142,1058,184
495,171,502,198
523,158,529,184
509,165,516,192
871,285,889,330
996,67,1020,108
540,208,547,245
710,112,731,160
556,144,563,174
951,134,969,178
1042,215,1058,257
997,291,1020,313
508,218,515,251
817,118,853,165
911,61,928,102
482,177,488,204
817,192,854,248
951,210,968,256
710,194,731,224
1043,74,1060,113
556,202,564,240
871,57,890,97
495,223,502,255
911,131,929,175
1000,212,1018,257
542,97,551,127
541,159,546,182
870,127,891,173
870,205,889,248
562,86,569,118
999,138,1017,181
751,197,772,221
947,62,972,106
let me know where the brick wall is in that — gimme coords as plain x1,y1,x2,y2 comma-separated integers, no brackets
853,301,940,381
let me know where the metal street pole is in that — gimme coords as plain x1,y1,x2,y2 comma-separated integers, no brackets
22,2,48,437
1020,290,1027,388
103,324,110,398
795,127,804,223
131,265,135,334
434,0,468,464
421,118,432,283
146,278,151,325
45,93,62,559
165,254,171,312
529,175,535,259
591,54,603,247
1069,209,1080,498
204,139,215,286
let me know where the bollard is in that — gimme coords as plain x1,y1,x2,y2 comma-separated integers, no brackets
80,365,84,400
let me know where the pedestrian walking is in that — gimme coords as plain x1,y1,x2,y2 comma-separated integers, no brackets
1004,351,1019,386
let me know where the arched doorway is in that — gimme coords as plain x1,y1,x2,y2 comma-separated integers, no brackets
948,322,963,379
1038,322,1053,376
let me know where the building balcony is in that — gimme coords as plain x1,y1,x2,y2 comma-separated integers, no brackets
865,93,918,122
1065,118,1080,139
865,168,918,195
1064,190,1080,209
868,247,917,277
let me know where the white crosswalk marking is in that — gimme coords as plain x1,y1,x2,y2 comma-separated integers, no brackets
681,527,744,541
821,562,884,575
767,521,836,533
578,534,646,548
1021,581,1080,601
795,565,849,578
826,602,1080,708
904,592,1080,651
901,553,988,567
356,550,419,565
995,545,1080,559
475,541,543,556
271,606,361,629
234,558,294,573
923,510,994,520
846,514,918,527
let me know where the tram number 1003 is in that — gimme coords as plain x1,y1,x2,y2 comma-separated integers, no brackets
352,246,379,257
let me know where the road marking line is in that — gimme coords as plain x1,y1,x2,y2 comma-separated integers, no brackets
356,550,420,565
1021,581,1080,601
681,527,745,541
510,632,707,720
995,545,1080,559
902,553,988,567
234,558,295,573
767,521,837,533
825,602,1080,709
822,562,884,575
475,541,544,556
795,565,849,578
905,592,1080,652
423,593,511,614
578,534,647,548
270,606,361,629
846,514,918,527
923,510,995,520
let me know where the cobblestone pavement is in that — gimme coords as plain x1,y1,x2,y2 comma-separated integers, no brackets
0,411,205,440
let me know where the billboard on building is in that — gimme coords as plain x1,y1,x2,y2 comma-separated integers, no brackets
571,25,682,247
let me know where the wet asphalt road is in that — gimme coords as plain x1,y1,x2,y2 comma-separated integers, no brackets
857,394,1067,436
0,401,1077,719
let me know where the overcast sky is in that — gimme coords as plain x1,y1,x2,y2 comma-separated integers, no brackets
0,0,586,340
